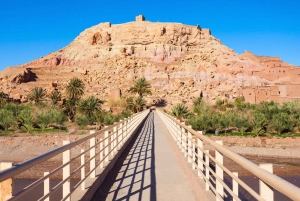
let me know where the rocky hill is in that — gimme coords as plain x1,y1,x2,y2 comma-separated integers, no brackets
1,15,299,107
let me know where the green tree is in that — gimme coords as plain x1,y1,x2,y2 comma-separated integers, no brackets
103,113,119,125
18,108,35,133
50,90,61,105
66,78,85,101
64,98,77,121
0,109,16,130
269,112,294,134
49,108,66,130
93,110,105,130
77,96,102,122
233,114,250,135
188,112,212,134
171,103,190,121
0,92,9,107
36,111,51,132
252,112,267,136
28,87,46,103
75,114,89,129
129,77,152,97
132,97,146,112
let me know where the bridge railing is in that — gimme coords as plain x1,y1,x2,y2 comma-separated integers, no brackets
157,109,300,201
0,109,150,201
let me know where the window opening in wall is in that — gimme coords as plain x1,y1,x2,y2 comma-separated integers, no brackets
283,70,285,73
279,91,281,94
249,93,251,95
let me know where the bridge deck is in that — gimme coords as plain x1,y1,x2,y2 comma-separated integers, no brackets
91,112,198,201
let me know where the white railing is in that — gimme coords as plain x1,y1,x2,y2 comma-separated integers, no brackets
157,110,300,201
0,109,150,201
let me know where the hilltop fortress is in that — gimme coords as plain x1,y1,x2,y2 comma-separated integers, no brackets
0,15,299,107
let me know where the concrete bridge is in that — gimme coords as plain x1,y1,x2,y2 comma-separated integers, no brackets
0,110,300,201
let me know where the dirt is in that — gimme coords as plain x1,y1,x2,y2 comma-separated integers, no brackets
0,133,300,179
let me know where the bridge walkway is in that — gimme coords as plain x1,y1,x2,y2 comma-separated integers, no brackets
91,111,198,201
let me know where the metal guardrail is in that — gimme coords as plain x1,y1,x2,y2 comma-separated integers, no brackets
0,109,150,201
157,109,300,201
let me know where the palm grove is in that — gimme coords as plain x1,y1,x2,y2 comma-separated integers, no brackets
170,98,300,136
0,77,151,133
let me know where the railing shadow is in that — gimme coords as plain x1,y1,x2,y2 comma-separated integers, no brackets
92,112,156,201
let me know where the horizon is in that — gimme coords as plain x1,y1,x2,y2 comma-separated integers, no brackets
0,0,299,70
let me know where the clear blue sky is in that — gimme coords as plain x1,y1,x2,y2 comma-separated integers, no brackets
0,0,299,71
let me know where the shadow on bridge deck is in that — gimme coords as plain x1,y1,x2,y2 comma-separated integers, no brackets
91,112,157,201
91,112,198,201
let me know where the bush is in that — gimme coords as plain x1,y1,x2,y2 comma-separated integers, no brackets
18,108,35,133
75,114,89,129
0,109,16,130
104,114,119,125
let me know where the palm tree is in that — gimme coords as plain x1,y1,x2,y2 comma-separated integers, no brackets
77,96,103,121
171,103,190,121
50,90,61,105
66,78,85,100
133,97,146,112
129,77,151,97
0,92,8,107
28,87,46,103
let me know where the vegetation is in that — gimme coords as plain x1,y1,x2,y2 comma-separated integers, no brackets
66,77,85,101
171,103,191,121
129,77,152,97
168,98,300,137
50,90,61,105
28,87,46,103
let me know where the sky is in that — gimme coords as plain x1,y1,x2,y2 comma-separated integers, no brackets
0,0,299,71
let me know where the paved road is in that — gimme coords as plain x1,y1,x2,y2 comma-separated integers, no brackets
91,112,197,201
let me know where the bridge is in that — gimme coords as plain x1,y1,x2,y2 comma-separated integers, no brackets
0,110,300,201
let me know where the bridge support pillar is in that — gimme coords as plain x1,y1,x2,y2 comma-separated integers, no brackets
0,162,12,201
215,140,224,201
259,163,274,201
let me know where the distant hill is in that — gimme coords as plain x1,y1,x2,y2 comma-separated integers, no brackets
1,15,299,107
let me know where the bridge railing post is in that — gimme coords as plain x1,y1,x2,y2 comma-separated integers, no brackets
99,139,103,169
44,172,49,201
80,149,85,190
187,126,192,163
112,123,117,156
233,172,238,201
123,118,127,142
192,139,196,169
0,162,12,201
181,127,186,156
63,140,70,201
118,122,123,150
205,150,210,191
197,131,203,178
215,140,224,201
259,164,274,201
90,130,96,178
177,123,181,148
104,128,109,162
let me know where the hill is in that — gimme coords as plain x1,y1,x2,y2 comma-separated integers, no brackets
1,15,299,107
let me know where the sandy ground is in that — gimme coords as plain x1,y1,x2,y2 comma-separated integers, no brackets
0,133,300,178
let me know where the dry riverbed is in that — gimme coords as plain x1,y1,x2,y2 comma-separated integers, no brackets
0,132,300,178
